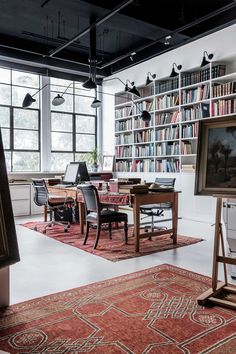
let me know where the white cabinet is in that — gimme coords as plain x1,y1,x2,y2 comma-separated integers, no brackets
10,184,31,216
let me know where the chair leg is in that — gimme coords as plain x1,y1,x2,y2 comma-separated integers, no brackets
109,222,112,239
124,221,128,244
94,223,101,249
83,222,90,245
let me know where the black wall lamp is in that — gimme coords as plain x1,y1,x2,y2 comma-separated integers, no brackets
145,72,156,86
200,51,214,67
52,82,73,106
22,84,49,108
169,62,182,78
125,80,141,97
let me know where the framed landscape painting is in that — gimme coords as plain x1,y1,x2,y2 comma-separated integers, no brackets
0,129,20,269
195,115,236,196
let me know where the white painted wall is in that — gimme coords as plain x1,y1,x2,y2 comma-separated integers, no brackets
102,23,236,224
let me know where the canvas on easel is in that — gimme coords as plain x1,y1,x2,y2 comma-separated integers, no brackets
195,116,236,309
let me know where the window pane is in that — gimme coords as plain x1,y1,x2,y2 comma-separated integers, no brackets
50,93,73,112
75,95,95,114
75,152,92,169
12,86,39,108
12,70,39,88
76,115,95,133
0,107,10,127
14,108,39,129
51,112,73,132
50,78,73,93
51,132,72,151
74,85,95,97
0,68,11,84
0,84,11,105
13,151,40,171
4,151,11,171
50,152,74,171
1,128,10,149
76,134,95,152
14,130,39,150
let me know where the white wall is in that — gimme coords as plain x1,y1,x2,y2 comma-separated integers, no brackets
102,23,236,224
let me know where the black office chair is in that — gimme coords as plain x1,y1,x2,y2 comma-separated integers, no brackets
78,184,128,249
140,177,176,232
32,179,74,233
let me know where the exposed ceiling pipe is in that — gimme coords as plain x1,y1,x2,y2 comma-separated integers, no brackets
41,0,51,8
99,1,236,69
48,0,135,58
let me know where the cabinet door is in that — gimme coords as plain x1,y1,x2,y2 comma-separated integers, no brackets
10,185,31,216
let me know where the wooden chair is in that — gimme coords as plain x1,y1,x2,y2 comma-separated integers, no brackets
78,184,128,249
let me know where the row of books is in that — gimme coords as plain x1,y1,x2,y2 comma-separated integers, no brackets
156,142,180,156
212,81,236,97
181,65,226,87
156,126,179,141
133,118,152,129
133,159,155,172
155,111,180,125
212,98,236,116
155,78,179,94
115,146,132,158
181,141,193,154
181,84,210,104
115,160,132,172
115,133,133,145
135,100,153,113
134,130,154,143
156,94,179,110
115,105,132,118
134,144,154,157
156,159,180,173
181,103,210,120
182,123,199,138
115,119,132,132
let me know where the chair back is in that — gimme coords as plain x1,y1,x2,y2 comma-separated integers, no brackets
155,177,176,187
32,179,48,206
78,185,101,215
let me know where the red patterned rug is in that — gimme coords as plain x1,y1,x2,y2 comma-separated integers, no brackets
21,222,203,262
1,264,236,353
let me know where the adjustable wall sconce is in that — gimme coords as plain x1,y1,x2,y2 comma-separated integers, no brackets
169,62,182,78
125,80,141,97
145,72,156,86
22,84,49,108
200,51,214,67
51,82,73,106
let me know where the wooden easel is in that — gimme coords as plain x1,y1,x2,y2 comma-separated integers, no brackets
197,195,236,310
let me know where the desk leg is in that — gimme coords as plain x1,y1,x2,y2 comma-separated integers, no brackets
44,205,47,222
172,192,178,244
79,202,84,235
133,197,140,253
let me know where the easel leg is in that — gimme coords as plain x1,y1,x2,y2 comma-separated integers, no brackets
212,197,222,291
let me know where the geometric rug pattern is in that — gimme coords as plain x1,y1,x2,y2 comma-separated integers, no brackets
21,222,203,262
1,264,236,353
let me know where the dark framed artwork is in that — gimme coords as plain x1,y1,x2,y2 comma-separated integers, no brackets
0,128,20,269
195,115,236,196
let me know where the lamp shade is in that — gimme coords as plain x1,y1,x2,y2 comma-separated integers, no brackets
200,52,214,67
170,63,182,78
91,98,101,108
129,85,141,97
82,78,97,89
22,93,36,108
145,73,156,86
52,94,65,106
141,110,151,121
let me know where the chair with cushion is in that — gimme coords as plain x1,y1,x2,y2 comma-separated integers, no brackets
32,179,74,233
140,177,176,232
78,184,128,249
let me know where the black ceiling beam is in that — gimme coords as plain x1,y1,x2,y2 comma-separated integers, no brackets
48,0,135,57
99,1,236,69
41,0,51,8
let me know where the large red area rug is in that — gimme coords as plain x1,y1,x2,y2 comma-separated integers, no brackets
1,264,236,353
21,221,203,262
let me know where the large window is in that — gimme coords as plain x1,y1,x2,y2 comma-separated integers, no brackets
0,68,40,171
50,78,97,171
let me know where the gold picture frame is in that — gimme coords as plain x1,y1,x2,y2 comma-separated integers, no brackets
0,129,20,269
195,115,236,196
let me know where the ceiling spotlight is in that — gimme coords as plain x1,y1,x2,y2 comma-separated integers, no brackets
129,51,136,61
145,72,156,86
170,62,182,78
164,35,172,46
200,51,214,67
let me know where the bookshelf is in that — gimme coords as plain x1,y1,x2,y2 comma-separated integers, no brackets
114,63,236,173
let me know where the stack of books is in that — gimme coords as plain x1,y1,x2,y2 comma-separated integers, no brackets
119,184,149,194
181,164,195,172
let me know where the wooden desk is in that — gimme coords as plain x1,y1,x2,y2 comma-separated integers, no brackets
47,186,179,253
130,191,179,252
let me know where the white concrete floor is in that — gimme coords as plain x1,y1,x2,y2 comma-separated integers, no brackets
10,215,236,305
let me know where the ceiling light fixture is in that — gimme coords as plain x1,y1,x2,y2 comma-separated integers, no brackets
145,72,156,86
52,82,73,106
164,35,172,45
200,51,214,67
22,84,49,108
169,62,182,78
